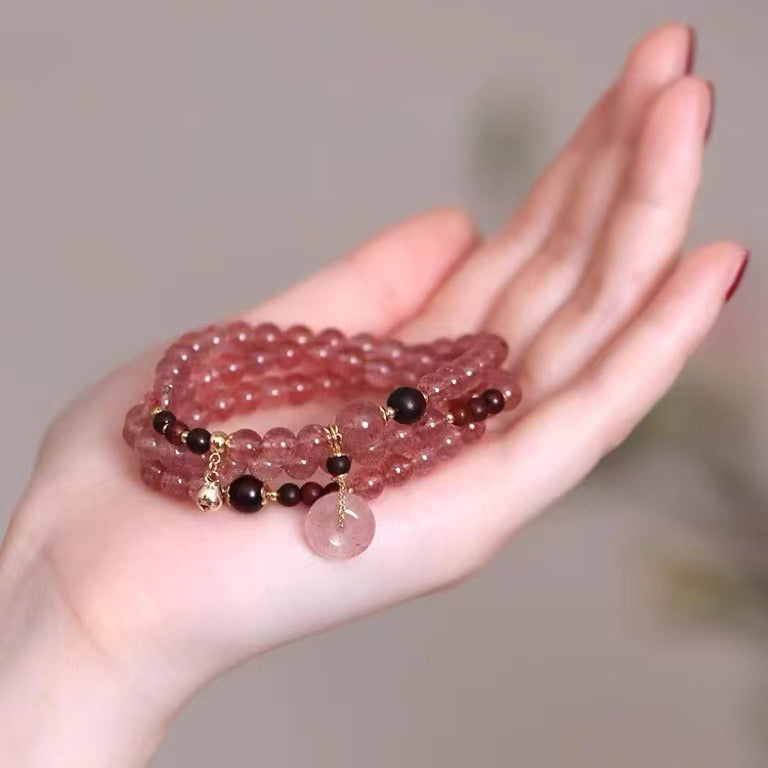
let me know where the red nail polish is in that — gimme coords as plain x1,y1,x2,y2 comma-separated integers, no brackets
725,252,749,302
685,26,697,74
705,80,715,141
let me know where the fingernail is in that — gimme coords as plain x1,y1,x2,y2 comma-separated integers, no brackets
685,25,697,74
725,252,749,302
705,80,715,141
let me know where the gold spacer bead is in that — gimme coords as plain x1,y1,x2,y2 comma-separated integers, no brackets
210,431,229,452
151,405,163,416
180,430,190,444
379,405,396,422
261,485,278,505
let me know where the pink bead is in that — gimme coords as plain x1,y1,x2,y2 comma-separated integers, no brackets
229,429,262,464
295,424,328,468
383,453,413,487
350,332,377,352
224,320,254,347
235,382,261,413
140,461,164,491
275,341,302,369
215,354,246,385
336,400,385,455
286,324,313,345
410,443,438,476
335,347,366,385
316,327,345,348
209,391,236,421
259,377,290,406
364,358,396,389
122,404,147,448
460,420,486,443
136,429,168,462
218,457,249,486
247,348,276,375
285,457,315,480
305,339,337,370
161,473,189,498
285,373,315,405
304,493,375,559
385,423,424,458
252,322,282,345
434,424,463,459
350,468,384,500
355,441,387,466
262,427,296,469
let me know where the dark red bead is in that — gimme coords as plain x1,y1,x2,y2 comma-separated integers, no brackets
166,419,189,445
228,475,264,513
300,481,324,506
326,454,352,476
153,409,175,434
324,481,340,495
185,427,211,455
468,397,488,422
449,403,471,427
481,388,506,415
277,482,302,507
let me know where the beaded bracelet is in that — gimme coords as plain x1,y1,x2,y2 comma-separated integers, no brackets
122,322,521,559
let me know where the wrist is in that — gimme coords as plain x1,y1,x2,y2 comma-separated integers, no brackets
0,522,170,768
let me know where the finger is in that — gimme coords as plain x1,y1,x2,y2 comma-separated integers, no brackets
492,241,746,529
246,207,478,334
519,76,712,403
408,24,693,340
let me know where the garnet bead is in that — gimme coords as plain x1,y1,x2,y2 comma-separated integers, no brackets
324,480,340,495
481,388,506,415
386,386,427,425
449,403,471,427
166,420,189,445
326,454,352,476
277,482,302,507
227,474,264,513
468,397,488,422
185,427,211,455
300,481,325,506
153,409,176,434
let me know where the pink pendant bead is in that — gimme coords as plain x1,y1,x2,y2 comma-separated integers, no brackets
304,493,376,559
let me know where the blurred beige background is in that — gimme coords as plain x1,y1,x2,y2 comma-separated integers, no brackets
1,1,766,766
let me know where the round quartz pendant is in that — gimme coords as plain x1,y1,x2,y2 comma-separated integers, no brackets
305,493,375,559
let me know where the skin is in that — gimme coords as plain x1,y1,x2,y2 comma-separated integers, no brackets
0,23,748,767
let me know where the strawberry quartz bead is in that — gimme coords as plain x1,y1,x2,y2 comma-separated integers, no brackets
459,419,486,443
305,493,376,559
261,427,296,473
383,453,413,487
384,423,425,459
228,429,262,464
355,440,387,467
433,423,463,459
286,324,313,345
316,327,345,348
410,443,438,477
350,467,384,500
295,424,328,468
285,373,316,405
252,322,282,346
364,358,396,389
122,404,147,448
336,400,385,455
161,473,189,499
140,461,164,491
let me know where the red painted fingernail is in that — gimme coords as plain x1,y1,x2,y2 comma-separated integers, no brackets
705,80,715,141
685,26,697,74
725,252,749,302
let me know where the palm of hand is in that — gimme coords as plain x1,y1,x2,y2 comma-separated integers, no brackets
2,24,743,709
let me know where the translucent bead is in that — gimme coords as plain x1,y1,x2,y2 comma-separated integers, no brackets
336,400,384,455
209,391,235,421
286,324,313,345
434,424,463,459
252,322,282,345
259,377,290,407
122,404,147,448
316,327,345,348
140,461,164,491
261,427,296,469
350,468,384,500
247,348,276,375
229,429,262,464
161,473,189,498
410,443,438,476
305,493,375,559
364,358,396,389
485,369,522,410
385,423,424,458
383,453,413,487
275,341,302,369
285,373,316,405
295,424,328,468
460,420,486,443
285,457,315,480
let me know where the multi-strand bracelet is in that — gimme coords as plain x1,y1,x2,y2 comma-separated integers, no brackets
122,322,520,559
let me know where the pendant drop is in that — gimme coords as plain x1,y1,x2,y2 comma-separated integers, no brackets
196,480,223,512
305,493,375,559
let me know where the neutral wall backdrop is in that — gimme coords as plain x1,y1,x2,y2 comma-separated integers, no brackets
1,2,766,766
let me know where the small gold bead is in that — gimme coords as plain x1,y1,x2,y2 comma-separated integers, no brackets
180,430,190,443
261,485,278,505
196,481,223,512
210,431,229,452
151,405,163,416
379,405,396,422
